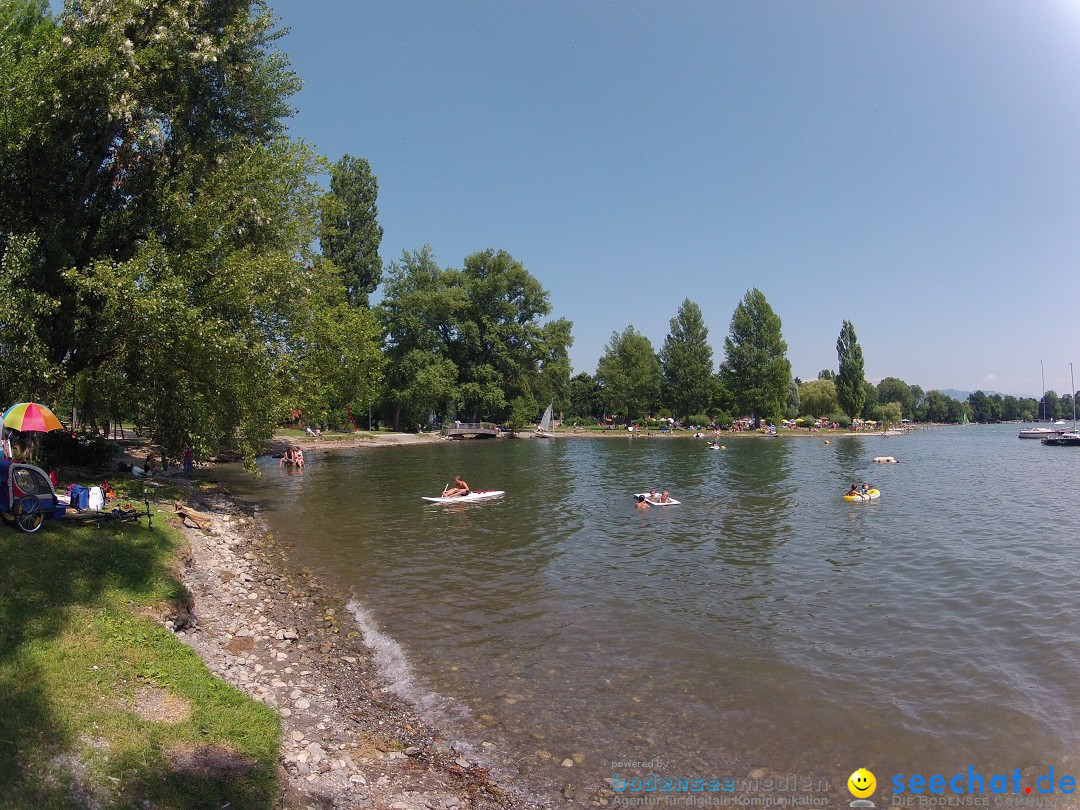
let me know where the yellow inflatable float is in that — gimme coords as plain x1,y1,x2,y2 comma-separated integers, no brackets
843,488,880,502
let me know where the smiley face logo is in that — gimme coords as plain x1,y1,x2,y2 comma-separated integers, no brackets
848,768,876,798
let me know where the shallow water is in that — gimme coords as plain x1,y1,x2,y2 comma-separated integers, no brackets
229,426,1080,799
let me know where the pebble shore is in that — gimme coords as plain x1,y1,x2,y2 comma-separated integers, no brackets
169,488,542,810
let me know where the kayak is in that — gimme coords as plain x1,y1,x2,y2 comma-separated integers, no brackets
634,493,681,506
843,489,880,502
421,490,505,503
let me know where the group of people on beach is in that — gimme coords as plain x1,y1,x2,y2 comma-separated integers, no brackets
279,445,304,469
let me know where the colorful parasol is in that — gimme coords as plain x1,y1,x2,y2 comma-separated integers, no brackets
2,402,64,433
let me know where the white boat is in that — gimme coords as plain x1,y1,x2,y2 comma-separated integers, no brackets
1019,423,1068,439
1020,361,1065,438
1041,363,1078,446
535,404,555,438
421,490,505,503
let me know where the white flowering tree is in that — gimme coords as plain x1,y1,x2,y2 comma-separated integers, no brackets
0,0,381,462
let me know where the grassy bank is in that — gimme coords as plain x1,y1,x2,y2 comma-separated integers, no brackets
0,502,280,808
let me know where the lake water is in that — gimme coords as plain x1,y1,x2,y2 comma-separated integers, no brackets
231,426,1080,802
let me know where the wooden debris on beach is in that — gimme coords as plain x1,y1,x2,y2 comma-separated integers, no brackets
174,501,213,530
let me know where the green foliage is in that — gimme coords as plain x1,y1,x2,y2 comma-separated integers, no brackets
507,394,540,431
596,325,661,420
377,246,571,427
924,390,966,423
320,154,384,306
835,320,865,420
687,413,709,427
567,372,603,420
1042,390,1061,421
0,0,380,466
872,401,903,428
785,378,800,419
659,299,714,422
720,289,792,424
828,411,852,428
860,379,879,420
876,377,914,419
38,430,116,469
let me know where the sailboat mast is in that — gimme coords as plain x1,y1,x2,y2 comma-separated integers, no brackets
1071,362,1076,429
1041,360,1046,422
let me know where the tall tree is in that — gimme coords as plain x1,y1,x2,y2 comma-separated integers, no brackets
0,0,344,463
720,289,791,424
320,154,383,306
377,246,464,428
567,372,603,419
835,320,866,421
798,379,838,417
377,246,572,426
456,249,568,422
877,377,914,420
659,299,714,422
596,326,661,420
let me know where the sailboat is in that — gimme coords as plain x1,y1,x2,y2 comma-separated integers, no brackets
1042,363,1080,446
1019,360,1068,439
535,404,555,438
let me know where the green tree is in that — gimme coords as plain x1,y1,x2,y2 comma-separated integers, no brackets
1043,391,1061,421
872,401,903,429
567,372,603,419
910,385,927,422
0,0,347,463
377,246,571,426
835,320,865,420
818,369,836,380
659,299,714,422
596,326,661,420
1000,395,1023,421
785,378,800,419
967,391,993,423
720,289,792,424
877,377,914,420
456,249,569,422
861,380,879,420
378,246,464,428
798,379,838,417
320,154,384,306
288,296,386,429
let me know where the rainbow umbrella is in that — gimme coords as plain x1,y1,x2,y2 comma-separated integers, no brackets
2,402,64,433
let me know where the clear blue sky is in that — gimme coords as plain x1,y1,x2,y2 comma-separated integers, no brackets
266,0,1080,398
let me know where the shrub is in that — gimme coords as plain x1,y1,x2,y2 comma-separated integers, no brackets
38,431,117,469
828,412,852,428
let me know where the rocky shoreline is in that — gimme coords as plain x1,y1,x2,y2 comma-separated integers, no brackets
169,485,546,810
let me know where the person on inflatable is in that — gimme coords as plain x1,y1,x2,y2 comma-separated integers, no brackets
846,483,860,497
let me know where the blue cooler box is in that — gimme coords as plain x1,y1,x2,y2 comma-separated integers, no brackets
69,485,89,510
